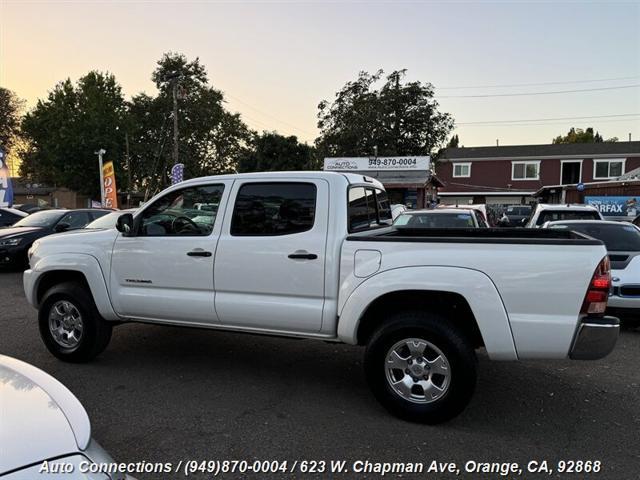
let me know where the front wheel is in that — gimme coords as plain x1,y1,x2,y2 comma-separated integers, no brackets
39,281,113,362
364,311,477,424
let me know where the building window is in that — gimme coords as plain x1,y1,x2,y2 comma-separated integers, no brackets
512,161,540,180
452,163,471,178
593,159,625,179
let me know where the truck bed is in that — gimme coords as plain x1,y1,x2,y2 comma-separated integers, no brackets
347,227,602,245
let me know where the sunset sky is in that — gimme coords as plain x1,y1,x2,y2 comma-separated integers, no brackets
1,0,639,147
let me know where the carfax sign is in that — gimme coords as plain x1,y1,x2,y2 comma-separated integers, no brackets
584,196,639,217
324,156,430,171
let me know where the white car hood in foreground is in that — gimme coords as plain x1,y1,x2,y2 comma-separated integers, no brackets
0,355,91,475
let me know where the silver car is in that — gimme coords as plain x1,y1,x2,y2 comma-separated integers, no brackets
0,355,129,479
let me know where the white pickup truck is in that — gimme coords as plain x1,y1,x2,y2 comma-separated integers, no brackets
24,172,619,423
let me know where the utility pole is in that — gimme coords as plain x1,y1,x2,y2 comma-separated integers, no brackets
172,79,179,167
94,149,106,206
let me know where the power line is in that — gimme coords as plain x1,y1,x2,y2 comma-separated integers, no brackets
438,75,640,90
438,84,640,98
224,92,317,137
461,118,640,128
458,113,640,125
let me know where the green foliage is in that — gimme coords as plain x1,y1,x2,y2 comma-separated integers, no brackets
316,69,454,158
238,132,318,173
0,87,25,154
447,134,460,148
552,127,617,144
20,72,127,197
128,52,252,198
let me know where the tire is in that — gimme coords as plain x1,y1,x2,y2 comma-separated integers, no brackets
364,310,477,424
39,281,113,362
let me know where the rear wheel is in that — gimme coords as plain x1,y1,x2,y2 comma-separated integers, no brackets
39,282,112,362
364,311,477,424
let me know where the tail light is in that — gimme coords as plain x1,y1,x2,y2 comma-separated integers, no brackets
581,256,611,315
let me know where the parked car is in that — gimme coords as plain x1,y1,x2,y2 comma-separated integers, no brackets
0,209,110,268
0,354,129,479
84,209,137,229
502,205,532,227
0,207,28,227
25,172,619,424
526,204,603,228
545,220,640,327
13,203,49,214
390,203,407,220
438,203,491,226
394,208,486,228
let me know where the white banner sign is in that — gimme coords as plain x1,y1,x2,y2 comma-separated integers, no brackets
324,156,430,171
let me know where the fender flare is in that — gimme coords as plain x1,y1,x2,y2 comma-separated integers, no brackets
337,266,518,360
30,253,119,321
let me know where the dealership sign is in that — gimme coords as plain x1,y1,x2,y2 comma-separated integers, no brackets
585,196,640,217
324,156,430,171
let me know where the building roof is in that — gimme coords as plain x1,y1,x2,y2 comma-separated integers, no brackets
442,141,640,161
351,170,444,187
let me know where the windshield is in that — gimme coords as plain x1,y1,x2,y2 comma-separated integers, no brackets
85,211,121,229
507,206,531,216
395,212,475,228
537,210,600,226
551,223,640,251
12,210,65,228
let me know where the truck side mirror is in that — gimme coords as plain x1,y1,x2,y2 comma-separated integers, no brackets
116,213,134,236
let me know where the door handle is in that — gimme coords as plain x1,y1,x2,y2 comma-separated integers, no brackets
288,252,318,260
187,250,212,257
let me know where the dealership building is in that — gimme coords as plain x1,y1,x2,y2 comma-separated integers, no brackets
323,156,443,208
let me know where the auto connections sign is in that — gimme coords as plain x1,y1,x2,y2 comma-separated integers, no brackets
324,156,430,171
0,148,13,208
585,196,639,217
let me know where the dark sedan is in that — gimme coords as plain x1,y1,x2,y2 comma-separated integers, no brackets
0,208,28,227
0,209,110,268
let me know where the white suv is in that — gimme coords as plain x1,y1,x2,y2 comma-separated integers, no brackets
526,204,603,228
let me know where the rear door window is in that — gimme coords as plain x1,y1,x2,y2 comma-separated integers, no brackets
231,182,316,236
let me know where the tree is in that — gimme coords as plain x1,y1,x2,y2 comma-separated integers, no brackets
238,132,318,173
447,134,460,148
128,52,252,198
0,87,24,154
552,127,617,144
316,69,454,158
21,72,127,197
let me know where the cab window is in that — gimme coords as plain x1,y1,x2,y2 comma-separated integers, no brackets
138,184,224,236
348,187,392,232
231,182,316,236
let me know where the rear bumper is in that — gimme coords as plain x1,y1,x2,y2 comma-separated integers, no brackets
607,294,640,309
569,316,619,360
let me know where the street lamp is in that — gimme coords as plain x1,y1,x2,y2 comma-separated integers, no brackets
95,149,106,206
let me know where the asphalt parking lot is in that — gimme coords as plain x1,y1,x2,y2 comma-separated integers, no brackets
1,270,639,479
